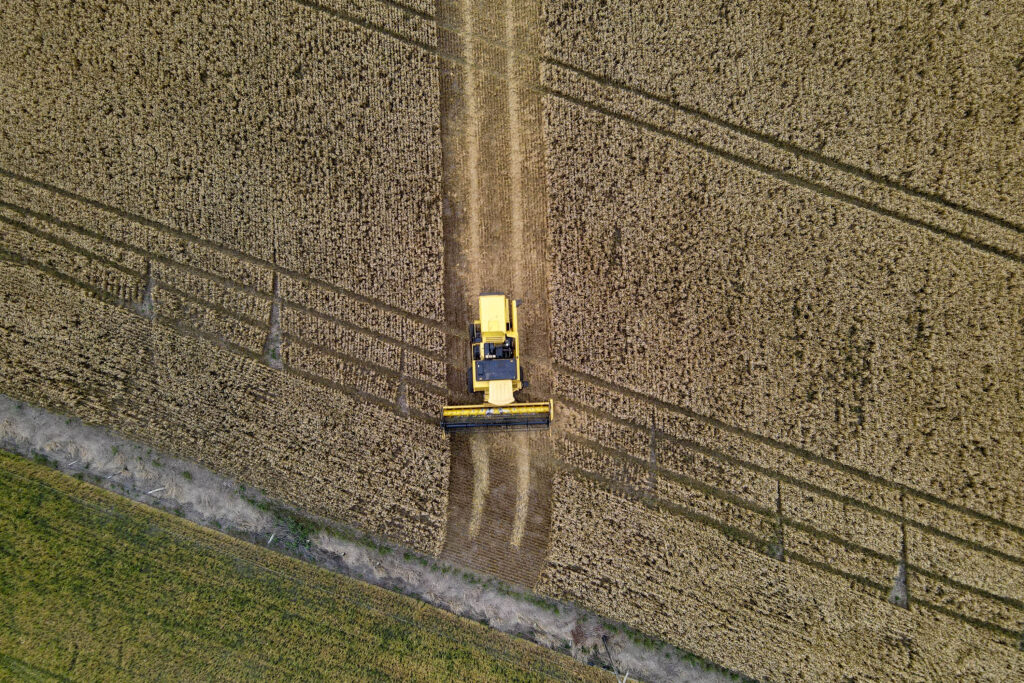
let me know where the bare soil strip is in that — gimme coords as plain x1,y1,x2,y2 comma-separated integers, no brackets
437,0,554,587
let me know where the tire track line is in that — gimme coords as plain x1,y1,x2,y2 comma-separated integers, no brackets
0,248,438,427
0,210,447,399
0,169,447,335
289,0,437,52
462,0,483,298
557,395,1024,565
563,432,1024,621
565,467,1024,643
0,195,446,366
543,56,1024,238
544,89,1023,265
555,365,1024,541
557,395,1024,573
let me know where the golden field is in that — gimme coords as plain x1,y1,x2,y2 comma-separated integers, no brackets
1,0,1022,679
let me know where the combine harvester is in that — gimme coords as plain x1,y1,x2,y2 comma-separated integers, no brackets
441,293,553,430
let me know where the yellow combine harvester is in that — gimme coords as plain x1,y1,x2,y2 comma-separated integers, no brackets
441,293,553,430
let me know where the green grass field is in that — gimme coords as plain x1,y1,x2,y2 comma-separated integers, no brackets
0,451,608,681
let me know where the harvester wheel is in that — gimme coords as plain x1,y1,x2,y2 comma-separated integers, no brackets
466,367,474,394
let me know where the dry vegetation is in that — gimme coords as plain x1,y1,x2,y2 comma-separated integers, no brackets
538,471,1024,681
3,0,1024,680
0,0,450,553
537,0,1024,679
542,0,1024,226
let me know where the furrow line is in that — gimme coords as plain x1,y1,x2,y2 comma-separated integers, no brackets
555,365,1024,541
0,210,448,398
557,394,1024,569
570,469,1023,643
0,168,447,334
0,247,434,428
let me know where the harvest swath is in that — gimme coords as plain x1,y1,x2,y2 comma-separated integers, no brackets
0,451,610,681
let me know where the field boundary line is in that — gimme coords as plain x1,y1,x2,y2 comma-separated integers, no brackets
0,168,448,333
558,396,1024,569
1,461,586,682
564,433,1024,618
0,207,448,398
0,247,438,427
566,469,1023,642
554,365,1024,541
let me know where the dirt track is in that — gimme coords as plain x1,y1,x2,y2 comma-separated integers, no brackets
437,0,555,586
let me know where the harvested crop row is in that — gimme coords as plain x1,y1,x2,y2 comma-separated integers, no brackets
0,260,449,553
545,95,1024,528
537,471,1024,680
0,0,443,321
541,0,1024,226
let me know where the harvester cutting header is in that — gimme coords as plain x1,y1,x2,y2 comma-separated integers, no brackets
441,293,553,430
